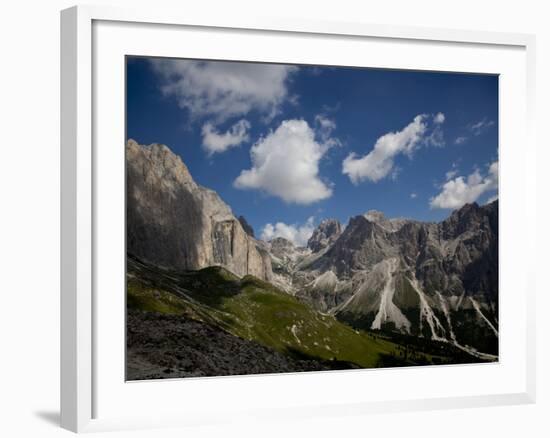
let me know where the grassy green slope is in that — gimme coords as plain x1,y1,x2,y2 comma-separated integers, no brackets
127,256,448,368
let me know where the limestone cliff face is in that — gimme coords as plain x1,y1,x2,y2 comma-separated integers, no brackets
126,139,272,281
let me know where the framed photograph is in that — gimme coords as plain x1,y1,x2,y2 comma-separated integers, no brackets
61,5,536,433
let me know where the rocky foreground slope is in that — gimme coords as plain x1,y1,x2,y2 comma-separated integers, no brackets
127,308,339,380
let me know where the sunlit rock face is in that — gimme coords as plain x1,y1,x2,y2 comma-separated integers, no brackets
126,139,272,281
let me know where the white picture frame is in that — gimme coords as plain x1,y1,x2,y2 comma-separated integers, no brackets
60,4,536,433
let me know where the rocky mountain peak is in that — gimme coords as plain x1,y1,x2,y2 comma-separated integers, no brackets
453,201,480,217
363,210,386,222
362,209,409,233
307,218,342,253
440,202,488,239
127,139,196,191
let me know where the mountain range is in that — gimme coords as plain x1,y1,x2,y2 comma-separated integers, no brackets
126,140,499,378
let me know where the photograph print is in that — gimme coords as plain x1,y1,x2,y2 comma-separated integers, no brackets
126,56,499,380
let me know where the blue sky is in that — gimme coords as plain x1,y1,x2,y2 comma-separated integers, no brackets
126,57,498,245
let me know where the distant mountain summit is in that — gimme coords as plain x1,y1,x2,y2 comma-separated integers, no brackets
363,210,411,232
307,219,342,252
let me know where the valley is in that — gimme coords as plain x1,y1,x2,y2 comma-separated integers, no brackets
126,139,499,379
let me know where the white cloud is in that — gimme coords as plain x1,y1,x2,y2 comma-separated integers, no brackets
469,118,495,136
454,136,467,145
453,117,495,145
425,126,445,147
260,217,315,247
430,161,498,209
314,114,341,148
434,112,446,124
315,114,337,132
234,119,335,204
390,166,401,181
445,169,459,181
485,194,499,204
410,192,418,199
201,119,250,155
150,59,297,122
342,114,444,184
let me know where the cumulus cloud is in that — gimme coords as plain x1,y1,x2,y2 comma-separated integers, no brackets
260,217,315,247
342,113,444,184
430,161,498,209
234,119,336,204
201,119,250,155
410,192,418,199
150,59,297,122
